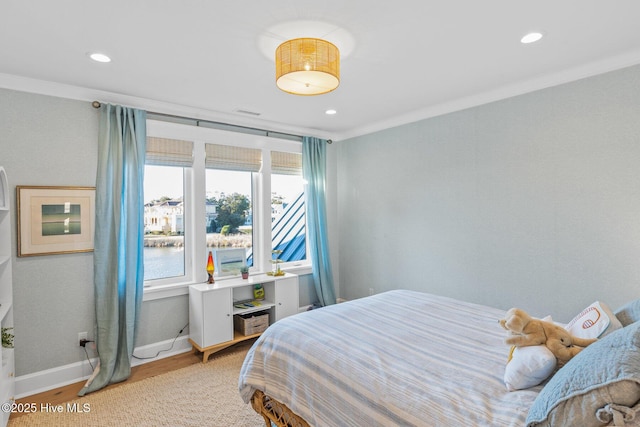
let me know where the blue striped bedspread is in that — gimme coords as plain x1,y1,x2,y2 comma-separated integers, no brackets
239,290,539,426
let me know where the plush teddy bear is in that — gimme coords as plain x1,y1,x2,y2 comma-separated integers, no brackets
499,308,597,364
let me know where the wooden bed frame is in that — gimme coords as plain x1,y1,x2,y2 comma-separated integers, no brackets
251,390,310,427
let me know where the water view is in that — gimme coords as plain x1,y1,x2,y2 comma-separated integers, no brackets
144,246,184,280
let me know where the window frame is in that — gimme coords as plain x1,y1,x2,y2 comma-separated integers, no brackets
142,165,193,286
143,119,311,301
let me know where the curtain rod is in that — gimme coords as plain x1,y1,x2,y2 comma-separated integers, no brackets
92,101,332,144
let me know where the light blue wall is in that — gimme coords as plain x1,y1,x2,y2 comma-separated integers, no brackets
336,64,640,322
1,89,103,376
0,89,194,376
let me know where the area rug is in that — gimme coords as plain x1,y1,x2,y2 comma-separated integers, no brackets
8,349,264,427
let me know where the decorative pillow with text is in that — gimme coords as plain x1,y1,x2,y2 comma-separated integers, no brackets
566,301,622,340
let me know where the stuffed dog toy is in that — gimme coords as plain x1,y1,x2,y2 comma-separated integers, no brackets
499,308,597,364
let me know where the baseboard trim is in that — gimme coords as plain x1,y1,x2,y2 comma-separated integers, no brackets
15,336,192,399
298,304,312,312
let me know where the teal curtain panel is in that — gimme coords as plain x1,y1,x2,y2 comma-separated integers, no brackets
79,104,147,396
302,136,336,306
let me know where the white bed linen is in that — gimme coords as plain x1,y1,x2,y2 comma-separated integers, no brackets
239,290,540,427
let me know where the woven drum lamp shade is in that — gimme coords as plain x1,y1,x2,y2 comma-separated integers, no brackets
275,38,340,96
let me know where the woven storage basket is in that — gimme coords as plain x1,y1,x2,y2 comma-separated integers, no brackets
234,311,269,336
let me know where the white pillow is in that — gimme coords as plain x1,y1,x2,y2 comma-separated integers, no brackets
565,301,623,339
504,345,557,391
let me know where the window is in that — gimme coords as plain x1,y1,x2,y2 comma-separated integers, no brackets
271,151,306,265
205,143,261,274
144,165,185,281
143,120,309,291
143,137,193,285
205,169,254,270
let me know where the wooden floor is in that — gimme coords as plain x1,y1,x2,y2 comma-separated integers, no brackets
10,340,255,420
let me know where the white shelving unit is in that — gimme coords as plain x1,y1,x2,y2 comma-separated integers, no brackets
189,272,299,362
0,167,14,427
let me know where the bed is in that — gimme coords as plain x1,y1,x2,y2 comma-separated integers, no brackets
238,290,640,427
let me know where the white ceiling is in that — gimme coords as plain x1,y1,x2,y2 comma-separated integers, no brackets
2,1,640,141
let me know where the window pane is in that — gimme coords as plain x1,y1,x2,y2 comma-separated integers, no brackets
271,173,306,263
206,169,253,271
143,165,185,281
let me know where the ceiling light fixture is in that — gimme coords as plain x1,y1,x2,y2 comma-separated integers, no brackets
89,52,111,63
325,109,337,115
520,32,543,44
275,38,340,96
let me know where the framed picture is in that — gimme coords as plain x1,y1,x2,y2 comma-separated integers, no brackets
17,186,96,257
213,248,247,277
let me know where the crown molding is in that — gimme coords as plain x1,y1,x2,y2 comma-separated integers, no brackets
0,73,335,141
336,49,640,142
4,46,640,145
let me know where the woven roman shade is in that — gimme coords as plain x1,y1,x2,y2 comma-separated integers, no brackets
271,151,302,176
205,143,262,172
146,137,194,166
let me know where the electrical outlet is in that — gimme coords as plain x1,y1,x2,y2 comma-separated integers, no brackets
78,332,87,346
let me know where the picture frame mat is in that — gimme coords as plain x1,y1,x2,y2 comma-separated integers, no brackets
17,186,95,257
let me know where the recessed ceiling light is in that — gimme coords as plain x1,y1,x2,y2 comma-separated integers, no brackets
520,32,543,44
89,52,111,63
325,109,337,115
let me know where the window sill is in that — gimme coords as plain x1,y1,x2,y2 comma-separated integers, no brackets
282,264,312,276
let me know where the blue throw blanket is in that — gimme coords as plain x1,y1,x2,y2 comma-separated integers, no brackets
526,321,640,427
